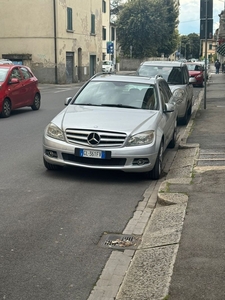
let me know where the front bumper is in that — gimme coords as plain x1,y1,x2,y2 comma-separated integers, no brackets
43,135,159,173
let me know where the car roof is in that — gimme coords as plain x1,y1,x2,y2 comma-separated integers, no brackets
140,60,186,67
0,59,13,64
91,73,164,85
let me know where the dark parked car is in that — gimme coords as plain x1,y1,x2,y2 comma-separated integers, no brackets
0,63,41,117
43,73,178,180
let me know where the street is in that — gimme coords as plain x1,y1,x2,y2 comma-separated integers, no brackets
0,84,201,300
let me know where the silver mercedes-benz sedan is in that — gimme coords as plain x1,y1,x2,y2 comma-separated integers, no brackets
43,74,177,180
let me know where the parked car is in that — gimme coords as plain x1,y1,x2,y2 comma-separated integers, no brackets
43,73,178,180
0,64,41,118
102,60,115,73
186,62,206,87
136,61,194,125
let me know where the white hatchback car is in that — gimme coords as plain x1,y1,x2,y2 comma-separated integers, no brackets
137,61,194,125
102,60,115,73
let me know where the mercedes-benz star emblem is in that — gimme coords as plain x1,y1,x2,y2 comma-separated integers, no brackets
87,132,101,145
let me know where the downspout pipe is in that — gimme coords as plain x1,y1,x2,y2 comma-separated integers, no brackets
53,0,58,84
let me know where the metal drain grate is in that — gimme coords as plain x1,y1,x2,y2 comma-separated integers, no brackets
99,233,141,250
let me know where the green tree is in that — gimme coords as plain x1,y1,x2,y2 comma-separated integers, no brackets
180,34,200,59
116,0,179,58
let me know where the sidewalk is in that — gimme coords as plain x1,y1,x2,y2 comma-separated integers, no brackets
114,69,225,299
167,70,225,299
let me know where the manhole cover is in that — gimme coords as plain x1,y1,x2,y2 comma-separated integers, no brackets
99,233,141,250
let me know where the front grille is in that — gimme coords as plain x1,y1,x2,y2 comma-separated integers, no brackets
65,129,127,147
62,153,126,166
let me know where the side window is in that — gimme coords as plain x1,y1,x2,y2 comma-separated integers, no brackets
20,67,32,79
183,66,189,84
161,81,172,100
159,86,167,110
102,27,106,40
102,0,106,13
10,67,22,80
67,7,73,31
91,14,95,35
159,82,170,104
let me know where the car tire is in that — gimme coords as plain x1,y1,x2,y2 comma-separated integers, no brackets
168,126,177,149
143,141,163,180
149,141,163,180
181,106,189,125
187,104,192,116
31,93,41,110
43,158,63,170
1,98,11,118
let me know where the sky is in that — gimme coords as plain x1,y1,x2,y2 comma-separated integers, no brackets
178,0,225,35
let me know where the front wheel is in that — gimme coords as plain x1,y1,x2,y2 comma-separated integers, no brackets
144,141,163,180
168,126,177,149
31,93,41,110
1,98,11,118
43,158,63,171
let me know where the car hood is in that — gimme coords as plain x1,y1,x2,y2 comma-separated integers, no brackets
52,105,159,134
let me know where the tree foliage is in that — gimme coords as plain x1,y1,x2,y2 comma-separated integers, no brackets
116,0,179,58
180,33,200,59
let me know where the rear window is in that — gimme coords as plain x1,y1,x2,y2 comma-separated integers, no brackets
138,65,184,85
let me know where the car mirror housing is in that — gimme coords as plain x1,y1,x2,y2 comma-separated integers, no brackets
189,77,196,84
65,97,72,106
164,103,175,113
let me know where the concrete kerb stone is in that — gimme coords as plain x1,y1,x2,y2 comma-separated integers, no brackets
157,89,202,206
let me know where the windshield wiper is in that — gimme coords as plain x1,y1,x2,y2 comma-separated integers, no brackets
101,104,140,109
74,103,100,106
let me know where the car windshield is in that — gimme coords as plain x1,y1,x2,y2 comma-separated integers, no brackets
0,68,9,82
186,64,202,71
103,61,111,65
138,65,183,84
73,81,159,110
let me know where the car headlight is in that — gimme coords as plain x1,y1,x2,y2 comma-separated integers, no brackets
172,88,186,104
173,88,185,99
46,123,65,141
127,131,155,146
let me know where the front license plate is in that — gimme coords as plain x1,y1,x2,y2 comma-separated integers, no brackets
80,149,106,159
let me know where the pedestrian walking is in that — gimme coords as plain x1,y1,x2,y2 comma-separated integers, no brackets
215,59,221,74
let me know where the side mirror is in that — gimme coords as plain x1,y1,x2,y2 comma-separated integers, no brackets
65,97,72,106
164,103,175,113
189,77,196,84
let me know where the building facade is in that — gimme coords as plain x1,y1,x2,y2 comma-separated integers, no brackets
0,0,111,83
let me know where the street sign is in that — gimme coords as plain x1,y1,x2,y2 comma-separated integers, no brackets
200,19,213,39
107,41,114,54
200,0,213,19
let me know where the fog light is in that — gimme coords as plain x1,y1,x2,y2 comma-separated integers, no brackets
133,158,149,166
46,150,58,158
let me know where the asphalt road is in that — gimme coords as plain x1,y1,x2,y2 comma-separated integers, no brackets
0,85,202,300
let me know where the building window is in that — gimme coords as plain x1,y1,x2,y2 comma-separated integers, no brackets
102,0,106,13
67,7,73,31
102,27,106,40
91,14,95,34
209,44,212,50
111,27,115,41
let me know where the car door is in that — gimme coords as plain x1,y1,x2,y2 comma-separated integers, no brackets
19,67,35,105
182,65,193,105
7,67,24,109
159,82,175,148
